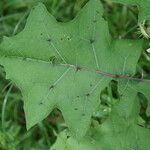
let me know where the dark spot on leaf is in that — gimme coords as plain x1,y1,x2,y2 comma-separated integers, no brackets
86,93,90,97
77,96,80,98
96,10,100,14
60,38,63,41
47,38,51,42
39,102,43,105
67,135,70,139
40,33,43,35
90,84,92,87
82,113,85,116
74,108,78,110
90,39,95,44
49,85,54,90
67,37,71,40
120,94,123,97
93,20,96,23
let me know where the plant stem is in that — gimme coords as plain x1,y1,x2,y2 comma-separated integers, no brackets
1,84,13,131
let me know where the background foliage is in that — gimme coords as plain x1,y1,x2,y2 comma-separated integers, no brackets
0,0,149,149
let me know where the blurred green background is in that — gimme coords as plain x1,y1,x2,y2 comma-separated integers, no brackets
0,0,149,149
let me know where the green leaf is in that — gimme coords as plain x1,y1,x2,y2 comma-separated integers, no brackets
1,57,111,139
136,82,150,116
0,0,149,139
51,99,150,150
116,80,150,118
111,0,150,22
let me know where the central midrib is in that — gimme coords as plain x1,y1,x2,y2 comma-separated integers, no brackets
1,55,150,82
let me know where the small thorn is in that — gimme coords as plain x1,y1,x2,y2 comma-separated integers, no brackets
115,74,120,78
48,56,56,64
22,57,27,61
76,66,82,72
141,71,144,79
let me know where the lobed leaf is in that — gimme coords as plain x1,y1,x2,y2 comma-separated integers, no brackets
0,0,149,140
